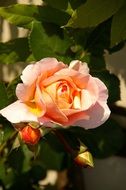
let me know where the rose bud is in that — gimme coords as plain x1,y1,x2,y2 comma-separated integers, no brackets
19,125,41,145
74,151,94,168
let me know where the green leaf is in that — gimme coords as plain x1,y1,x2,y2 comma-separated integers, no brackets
29,21,55,60
43,0,86,10
0,159,15,188
43,0,68,10
8,144,33,173
0,4,38,28
0,117,14,145
66,0,124,28
0,38,30,64
0,82,9,109
69,0,86,10
85,19,111,55
0,4,70,28
38,5,70,26
69,119,124,158
111,3,126,47
36,139,69,170
29,21,72,60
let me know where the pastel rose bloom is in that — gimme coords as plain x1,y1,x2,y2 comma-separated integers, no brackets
0,58,110,129
19,125,41,145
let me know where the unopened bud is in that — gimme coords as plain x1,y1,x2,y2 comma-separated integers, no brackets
19,125,41,145
74,150,94,168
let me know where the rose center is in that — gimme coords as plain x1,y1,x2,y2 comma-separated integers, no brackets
56,81,73,109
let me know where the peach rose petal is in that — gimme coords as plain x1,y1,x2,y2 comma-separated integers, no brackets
26,86,46,117
69,60,89,75
0,100,38,123
63,111,90,127
45,81,58,102
85,76,99,105
55,68,90,89
43,75,78,91
21,58,66,85
73,102,110,129
41,89,68,123
94,78,108,102
16,83,35,101
21,64,40,85
80,89,93,110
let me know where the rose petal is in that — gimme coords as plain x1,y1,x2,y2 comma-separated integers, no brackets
72,102,111,129
85,76,99,105
41,89,68,123
21,58,66,85
63,111,89,127
43,75,78,90
69,60,89,75
0,100,38,123
81,89,93,110
45,81,58,101
55,68,90,89
25,85,46,117
16,83,35,101
62,108,84,116
94,77,108,102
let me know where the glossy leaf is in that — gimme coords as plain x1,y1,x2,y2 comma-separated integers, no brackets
0,4,38,28
66,0,124,28
0,4,70,28
111,3,126,47
38,5,70,26
0,38,30,64
29,21,72,60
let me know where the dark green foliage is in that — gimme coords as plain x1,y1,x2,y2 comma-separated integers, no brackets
0,38,31,64
69,119,125,158
0,0,126,188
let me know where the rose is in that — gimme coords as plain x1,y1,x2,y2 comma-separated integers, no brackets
19,125,41,145
0,58,110,129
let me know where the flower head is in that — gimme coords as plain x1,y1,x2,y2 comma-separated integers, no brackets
0,58,110,129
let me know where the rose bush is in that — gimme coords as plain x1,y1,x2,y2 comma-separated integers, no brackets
0,58,110,129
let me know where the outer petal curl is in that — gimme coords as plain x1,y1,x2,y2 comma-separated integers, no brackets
71,102,110,129
69,60,89,75
21,58,66,85
0,100,38,123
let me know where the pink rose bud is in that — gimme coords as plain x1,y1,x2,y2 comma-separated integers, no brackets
19,125,41,145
